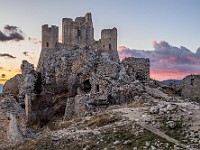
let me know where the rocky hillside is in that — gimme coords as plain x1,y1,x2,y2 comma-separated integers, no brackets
1,81,200,150
0,48,199,150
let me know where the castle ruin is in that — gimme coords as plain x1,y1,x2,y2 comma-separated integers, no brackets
2,13,151,132
38,13,118,69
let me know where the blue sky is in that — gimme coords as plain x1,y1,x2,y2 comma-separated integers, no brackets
1,0,200,50
0,0,200,82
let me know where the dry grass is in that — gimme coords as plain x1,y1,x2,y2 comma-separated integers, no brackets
47,120,73,131
127,101,144,107
84,112,122,128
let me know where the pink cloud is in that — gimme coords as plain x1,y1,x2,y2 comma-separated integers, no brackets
118,46,129,51
159,57,178,64
117,41,200,80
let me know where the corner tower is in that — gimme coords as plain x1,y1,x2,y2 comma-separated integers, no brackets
42,24,59,49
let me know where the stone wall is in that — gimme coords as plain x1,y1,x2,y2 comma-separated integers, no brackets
181,75,200,101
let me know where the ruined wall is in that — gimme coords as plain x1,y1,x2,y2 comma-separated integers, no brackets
62,13,94,49
121,57,150,83
182,75,200,101
101,28,117,51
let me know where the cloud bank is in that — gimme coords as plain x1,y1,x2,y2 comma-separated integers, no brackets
0,25,24,42
118,41,200,80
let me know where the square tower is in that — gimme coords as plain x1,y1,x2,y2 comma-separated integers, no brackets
62,13,94,49
42,24,59,49
101,27,117,51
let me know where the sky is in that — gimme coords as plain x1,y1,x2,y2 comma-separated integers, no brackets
0,0,200,84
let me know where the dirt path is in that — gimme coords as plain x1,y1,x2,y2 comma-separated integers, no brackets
112,107,198,150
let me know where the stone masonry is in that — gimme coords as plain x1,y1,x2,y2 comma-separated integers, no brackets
182,74,200,102
62,13,94,50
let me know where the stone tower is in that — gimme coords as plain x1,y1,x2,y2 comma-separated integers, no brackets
42,24,59,49
37,25,59,71
101,28,117,51
62,13,94,49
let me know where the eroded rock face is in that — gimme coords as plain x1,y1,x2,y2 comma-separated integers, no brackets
3,74,23,95
38,49,121,95
35,48,151,120
21,60,35,74
0,96,27,145
3,49,150,122
3,60,37,103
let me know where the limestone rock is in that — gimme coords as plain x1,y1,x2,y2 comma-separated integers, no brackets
3,74,23,95
21,60,35,74
166,120,176,129
0,96,27,145
166,103,177,111
149,106,159,114
3,60,36,96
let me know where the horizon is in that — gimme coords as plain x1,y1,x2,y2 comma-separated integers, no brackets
0,0,200,84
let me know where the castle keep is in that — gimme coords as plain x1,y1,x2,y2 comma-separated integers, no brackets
38,13,118,69
41,13,117,50
36,13,150,95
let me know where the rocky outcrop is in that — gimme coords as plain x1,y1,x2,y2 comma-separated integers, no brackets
121,57,150,83
3,60,37,103
37,48,147,120
38,49,121,95
3,74,23,95
0,96,27,145
3,48,150,123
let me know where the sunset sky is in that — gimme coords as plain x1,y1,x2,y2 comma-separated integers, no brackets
0,0,200,84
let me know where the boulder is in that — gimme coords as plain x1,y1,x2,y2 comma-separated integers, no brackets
0,96,27,145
